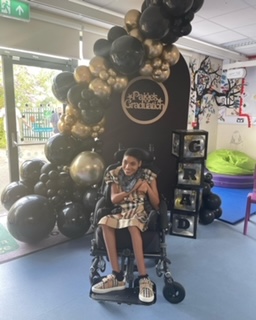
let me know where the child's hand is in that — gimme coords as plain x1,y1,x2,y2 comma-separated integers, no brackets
137,181,149,193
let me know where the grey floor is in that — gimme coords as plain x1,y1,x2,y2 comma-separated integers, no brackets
0,216,256,320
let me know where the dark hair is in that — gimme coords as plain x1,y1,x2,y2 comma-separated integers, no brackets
123,148,143,162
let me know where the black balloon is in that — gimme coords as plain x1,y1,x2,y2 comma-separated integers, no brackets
204,192,222,211
163,0,194,16
20,159,46,185
57,202,91,238
67,84,87,108
191,0,204,13
73,136,96,155
7,195,56,243
41,162,58,175
178,22,192,36
52,72,77,103
204,171,213,183
161,29,179,44
199,207,215,225
109,35,145,75
81,107,104,125
213,207,223,219
82,187,99,211
108,26,127,43
34,181,48,197
1,181,31,210
202,182,211,196
139,6,170,40
44,133,79,166
93,38,112,57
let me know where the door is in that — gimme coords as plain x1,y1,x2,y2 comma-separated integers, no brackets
0,49,77,215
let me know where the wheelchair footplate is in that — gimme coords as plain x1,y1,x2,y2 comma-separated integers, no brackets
90,279,157,306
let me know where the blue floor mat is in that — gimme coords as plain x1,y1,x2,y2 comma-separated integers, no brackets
212,187,256,225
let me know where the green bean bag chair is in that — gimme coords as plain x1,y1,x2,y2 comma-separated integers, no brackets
206,149,256,175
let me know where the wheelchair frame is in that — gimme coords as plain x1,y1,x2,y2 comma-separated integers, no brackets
89,148,185,305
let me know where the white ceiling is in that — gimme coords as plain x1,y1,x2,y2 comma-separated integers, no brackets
28,0,256,60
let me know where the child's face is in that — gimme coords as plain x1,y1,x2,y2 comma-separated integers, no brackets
122,155,141,176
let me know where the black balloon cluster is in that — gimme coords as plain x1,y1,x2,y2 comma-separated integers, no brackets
1,136,105,243
199,172,222,225
52,0,205,140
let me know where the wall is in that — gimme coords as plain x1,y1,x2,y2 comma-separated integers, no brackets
185,53,256,160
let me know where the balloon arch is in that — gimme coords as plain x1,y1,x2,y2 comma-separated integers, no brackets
1,0,205,243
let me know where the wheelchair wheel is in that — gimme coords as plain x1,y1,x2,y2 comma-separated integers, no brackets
163,282,185,304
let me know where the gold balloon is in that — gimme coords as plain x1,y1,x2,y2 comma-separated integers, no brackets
58,121,71,134
65,105,80,118
89,78,111,98
113,76,128,91
92,125,101,132
152,57,162,69
161,61,170,71
74,65,92,84
152,67,170,82
99,70,109,81
162,44,180,66
108,68,117,77
70,151,105,187
144,39,163,59
129,28,144,42
139,60,153,76
71,121,91,139
98,127,105,135
89,56,109,77
107,76,116,86
124,9,141,31
64,114,77,126
91,132,99,139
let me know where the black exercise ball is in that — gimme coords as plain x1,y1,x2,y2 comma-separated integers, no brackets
57,202,91,238
7,195,56,243
1,181,31,211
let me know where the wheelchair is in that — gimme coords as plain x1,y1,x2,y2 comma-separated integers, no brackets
89,147,185,305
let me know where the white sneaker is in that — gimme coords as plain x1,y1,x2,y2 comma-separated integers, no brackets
139,277,154,303
91,274,126,294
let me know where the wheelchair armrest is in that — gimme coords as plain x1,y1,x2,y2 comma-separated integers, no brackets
158,198,169,231
92,197,112,229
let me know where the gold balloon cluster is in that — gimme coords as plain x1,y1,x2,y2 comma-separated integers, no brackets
57,65,106,140
89,56,129,96
124,9,181,83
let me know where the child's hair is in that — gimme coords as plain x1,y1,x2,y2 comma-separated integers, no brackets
123,148,144,162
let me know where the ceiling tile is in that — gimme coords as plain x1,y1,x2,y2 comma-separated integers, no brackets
235,24,256,38
190,20,226,37
212,8,256,29
200,31,247,45
196,0,249,19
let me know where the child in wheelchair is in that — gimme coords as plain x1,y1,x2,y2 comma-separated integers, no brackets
91,148,160,303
